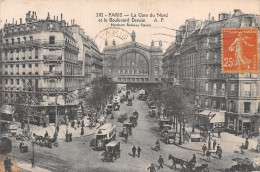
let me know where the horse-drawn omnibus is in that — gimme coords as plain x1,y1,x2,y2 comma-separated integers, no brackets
95,123,116,150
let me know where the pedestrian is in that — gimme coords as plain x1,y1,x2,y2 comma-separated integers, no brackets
132,146,136,158
213,140,217,150
81,127,84,137
218,130,221,138
241,143,245,154
77,120,80,128
202,144,207,156
206,149,211,162
158,155,164,170
125,132,128,143
137,146,141,158
82,120,85,127
216,144,220,155
4,157,13,172
44,131,49,138
56,125,59,133
147,163,156,172
245,138,249,149
248,130,252,139
53,132,58,140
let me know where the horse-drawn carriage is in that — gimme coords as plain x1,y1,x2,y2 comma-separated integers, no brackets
161,124,172,136
103,141,121,162
130,115,138,127
168,154,209,172
113,102,120,111
158,116,169,130
119,123,133,137
120,95,127,103
127,98,133,106
33,133,59,148
117,113,128,123
164,130,176,144
228,158,258,172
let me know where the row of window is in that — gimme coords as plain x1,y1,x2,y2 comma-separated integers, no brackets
4,36,33,46
204,99,251,113
5,63,39,68
5,71,39,75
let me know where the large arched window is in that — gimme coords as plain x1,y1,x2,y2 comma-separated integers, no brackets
116,52,148,75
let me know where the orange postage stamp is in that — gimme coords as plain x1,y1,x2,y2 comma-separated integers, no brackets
222,28,258,73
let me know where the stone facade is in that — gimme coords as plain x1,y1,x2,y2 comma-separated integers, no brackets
103,37,163,84
1,11,85,123
70,25,103,86
162,9,260,134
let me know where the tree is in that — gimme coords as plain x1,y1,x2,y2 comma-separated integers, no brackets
84,76,116,112
161,86,196,145
5,80,42,136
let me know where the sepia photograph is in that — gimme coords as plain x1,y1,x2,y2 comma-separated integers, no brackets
0,0,260,171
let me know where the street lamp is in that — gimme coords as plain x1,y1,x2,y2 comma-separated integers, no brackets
31,141,35,168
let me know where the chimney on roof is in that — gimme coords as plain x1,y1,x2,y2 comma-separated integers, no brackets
71,20,72,25
32,11,35,19
20,18,22,24
73,19,75,25
57,16,58,21
61,13,63,21
47,12,50,20
15,20,17,25
211,17,214,21
208,13,211,21
233,9,243,17
54,16,56,20
35,12,37,20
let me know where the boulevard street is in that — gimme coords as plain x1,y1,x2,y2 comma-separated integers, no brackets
2,92,260,172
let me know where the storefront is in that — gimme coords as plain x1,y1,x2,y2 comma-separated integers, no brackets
225,113,260,135
196,110,225,130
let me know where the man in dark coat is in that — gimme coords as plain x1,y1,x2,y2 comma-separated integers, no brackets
132,146,136,158
147,164,156,172
245,138,249,149
206,149,211,162
213,140,217,150
218,130,221,138
202,144,207,156
81,127,84,137
44,131,49,138
158,155,164,170
137,146,141,158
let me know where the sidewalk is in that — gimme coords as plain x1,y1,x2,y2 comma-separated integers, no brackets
17,116,100,139
176,126,258,153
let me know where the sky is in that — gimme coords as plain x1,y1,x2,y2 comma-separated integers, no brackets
0,0,259,52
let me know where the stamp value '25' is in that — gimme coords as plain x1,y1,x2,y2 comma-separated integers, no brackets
222,28,258,73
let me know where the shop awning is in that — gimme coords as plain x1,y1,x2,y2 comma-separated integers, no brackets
241,118,251,123
198,110,212,116
210,112,225,123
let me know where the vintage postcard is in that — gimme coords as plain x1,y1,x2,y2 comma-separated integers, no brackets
0,0,260,171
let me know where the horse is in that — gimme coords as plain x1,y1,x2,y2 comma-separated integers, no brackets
33,133,44,144
168,154,187,170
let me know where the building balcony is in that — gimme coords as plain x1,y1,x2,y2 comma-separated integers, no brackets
43,71,62,76
206,73,227,80
92,60,103,67
43,55,62,62
91,69,102,74
204,58,221,65
39,87,65,93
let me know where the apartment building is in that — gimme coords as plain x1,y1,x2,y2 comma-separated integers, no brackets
1,11,85,124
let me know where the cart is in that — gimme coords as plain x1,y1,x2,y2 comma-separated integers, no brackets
103,141,121,162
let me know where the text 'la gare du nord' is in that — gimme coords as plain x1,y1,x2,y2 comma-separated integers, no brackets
99,13,168,26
